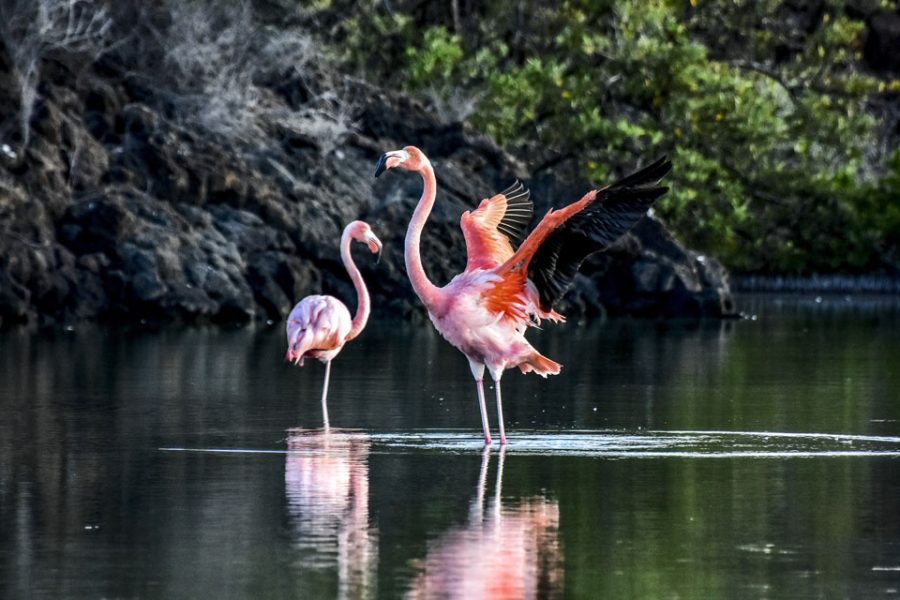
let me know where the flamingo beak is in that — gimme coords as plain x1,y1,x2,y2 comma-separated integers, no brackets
374,154,388,178
364,232,383,263
374,150,409,177
285,345,303,365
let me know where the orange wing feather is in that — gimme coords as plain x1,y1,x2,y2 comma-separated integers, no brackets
461,193,515,271
482,190,598,322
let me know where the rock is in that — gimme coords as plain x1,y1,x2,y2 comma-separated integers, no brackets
0,15,736,327
0,268,31,325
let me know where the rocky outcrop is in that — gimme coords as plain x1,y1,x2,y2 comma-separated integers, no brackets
865,10,900,76
0,9,734,327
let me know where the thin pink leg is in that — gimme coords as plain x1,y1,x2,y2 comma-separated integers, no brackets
475,379,492,445
494,379,506,445
321,360,332,431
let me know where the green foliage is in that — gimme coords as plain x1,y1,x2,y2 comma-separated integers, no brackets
318,0,898,274
405,28,464,87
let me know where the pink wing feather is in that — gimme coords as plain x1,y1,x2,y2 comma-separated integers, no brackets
461,181,533,272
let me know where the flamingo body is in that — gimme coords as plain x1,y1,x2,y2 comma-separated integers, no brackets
375,147,671,444
285,295,352,366
426,268,556,378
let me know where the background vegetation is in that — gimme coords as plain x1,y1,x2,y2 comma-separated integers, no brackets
303,0,900,275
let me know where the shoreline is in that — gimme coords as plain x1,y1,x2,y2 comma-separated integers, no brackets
732,274,900,294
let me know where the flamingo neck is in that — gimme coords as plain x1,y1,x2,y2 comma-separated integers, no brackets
341,229,370,341
405,158,442,309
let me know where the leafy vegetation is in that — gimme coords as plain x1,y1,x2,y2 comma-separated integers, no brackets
307,0,900,274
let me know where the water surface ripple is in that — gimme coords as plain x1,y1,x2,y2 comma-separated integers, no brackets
159,428,900,458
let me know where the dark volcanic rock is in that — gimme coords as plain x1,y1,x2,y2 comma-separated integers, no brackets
865,11,900,75
0,16,734,327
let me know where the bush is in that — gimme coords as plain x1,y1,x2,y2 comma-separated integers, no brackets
312,0,900,274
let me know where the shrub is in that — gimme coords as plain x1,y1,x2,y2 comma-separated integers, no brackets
160,0,354,153
314,0,899,274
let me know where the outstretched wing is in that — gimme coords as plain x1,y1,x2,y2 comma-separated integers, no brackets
528,156,671,311
460,181,533,271
482,156,672,318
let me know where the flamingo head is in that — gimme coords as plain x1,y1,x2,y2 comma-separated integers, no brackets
285,346,304,365
284,332,305,365
374,146,426,177
346,220,383,261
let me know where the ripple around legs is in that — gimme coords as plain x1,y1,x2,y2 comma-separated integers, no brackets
365,430,900,457
160,429,900,458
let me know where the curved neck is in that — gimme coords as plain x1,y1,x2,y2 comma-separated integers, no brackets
405,159,442,308
341,230,370,341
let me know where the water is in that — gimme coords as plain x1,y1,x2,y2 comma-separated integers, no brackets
1,295,899,598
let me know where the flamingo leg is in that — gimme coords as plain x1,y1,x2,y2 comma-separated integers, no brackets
475,379,492,446
469,360,491,445
494,379,507,445
321,360,332,431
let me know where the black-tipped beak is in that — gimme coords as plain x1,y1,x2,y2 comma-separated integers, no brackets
374,154,388,178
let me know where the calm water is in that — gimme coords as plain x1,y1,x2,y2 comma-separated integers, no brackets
1,295,899,599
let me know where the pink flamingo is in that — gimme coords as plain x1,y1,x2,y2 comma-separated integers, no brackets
375,147,670,444
285,220,382,427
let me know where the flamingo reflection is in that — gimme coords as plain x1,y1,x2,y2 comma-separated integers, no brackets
284,428,377,599
407,449,563,599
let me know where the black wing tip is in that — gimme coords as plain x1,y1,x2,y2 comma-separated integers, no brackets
493,179,535,248
609,155,672,190
529,157,673,309
499,180,534,203
649,155,673,181
506,189,531,203
500,179,524,197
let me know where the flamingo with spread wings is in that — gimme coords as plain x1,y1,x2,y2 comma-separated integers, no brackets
375,147,671,445
285,220,382,428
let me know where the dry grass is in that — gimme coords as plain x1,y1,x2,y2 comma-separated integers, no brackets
0,0,356,156
0,0,111,149
161,0,355,153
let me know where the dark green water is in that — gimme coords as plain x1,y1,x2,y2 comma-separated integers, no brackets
1,295,899,598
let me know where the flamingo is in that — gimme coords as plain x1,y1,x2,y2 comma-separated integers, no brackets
375,147,671,445
285,220,382,428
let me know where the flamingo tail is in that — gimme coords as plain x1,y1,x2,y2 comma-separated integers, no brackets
517,351,562,378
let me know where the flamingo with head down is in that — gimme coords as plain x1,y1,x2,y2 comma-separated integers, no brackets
285,220,382,427
375,147,671,445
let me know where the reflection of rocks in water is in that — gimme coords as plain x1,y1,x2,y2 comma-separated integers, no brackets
407,450,563,599
285,429,377,599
